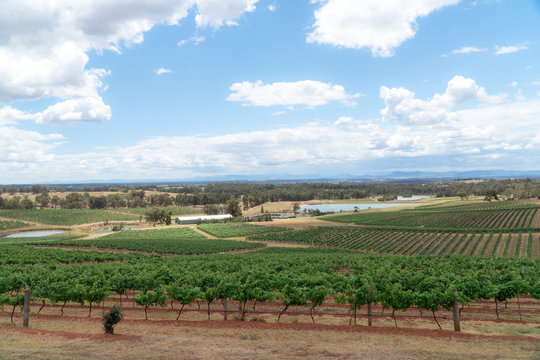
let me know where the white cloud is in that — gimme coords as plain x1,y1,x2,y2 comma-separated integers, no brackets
380,75,505,124
178,36,206,46
0,126,63,165
515,90,526,102
509,81,518,87
0,106,36,126
531,79,540,86
195,0,258,28
307,0,460,57
3,94,540,182
452,46,487,54
156,68,173,75
35,97,112,125
0,97,111,126
268,4,277,12
227,80,361,107
0,0,258,124
495,44,527,55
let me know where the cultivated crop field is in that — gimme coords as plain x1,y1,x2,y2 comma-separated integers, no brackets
0,219,28,231
1,198,539,359
39,227,265,255
198,222,289,237
1,247,539,360
0,209,140,225
0,233,85,245
324,205,540,231
250,227,540,258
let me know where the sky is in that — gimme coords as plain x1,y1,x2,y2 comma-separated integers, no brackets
1,0,540,183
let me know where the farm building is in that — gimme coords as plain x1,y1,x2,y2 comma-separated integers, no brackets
175,214,233,225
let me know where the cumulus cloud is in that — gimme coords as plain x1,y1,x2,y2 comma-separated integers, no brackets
0,96,111,126
0,0,259,124
495,44,527,55
10,93,539,182
307,0,460,57
0,106,36,126
156,68,173,75
452,46,487,54
195,0,258,28
380,75,505,124
0,126,63,165
35,97,112,125
227,80,361,107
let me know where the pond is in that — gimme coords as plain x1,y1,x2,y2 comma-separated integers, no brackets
298,203,417,213
5,230,67,238
397,195,435,201
94,226,138,232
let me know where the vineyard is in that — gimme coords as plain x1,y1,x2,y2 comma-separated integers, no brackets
0,233,84,245
1,199,539,359
250,227,540,258
0,219,28,231
324,204,540,231
0,209,140,225
198,222,289,237
37,228,265,255
1,247,538,328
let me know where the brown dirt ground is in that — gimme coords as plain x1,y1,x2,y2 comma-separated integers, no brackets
1,309,538,360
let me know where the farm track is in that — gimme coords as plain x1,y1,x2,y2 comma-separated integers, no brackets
2,308,539,344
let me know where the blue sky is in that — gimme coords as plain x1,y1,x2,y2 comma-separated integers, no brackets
1,0,539,183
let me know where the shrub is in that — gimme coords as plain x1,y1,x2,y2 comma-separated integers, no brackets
103,305,123,334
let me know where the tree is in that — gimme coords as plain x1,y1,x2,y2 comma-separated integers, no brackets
225,198,242,217
144,208,171,224
89,196,108,209
35,193,50,208
203,204,221,215
457,190,468,201
293,203,300,213
20,196,34,209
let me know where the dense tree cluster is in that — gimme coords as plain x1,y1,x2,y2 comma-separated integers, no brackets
0,179,538,210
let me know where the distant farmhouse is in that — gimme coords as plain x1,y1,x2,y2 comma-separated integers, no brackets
175,214,233,225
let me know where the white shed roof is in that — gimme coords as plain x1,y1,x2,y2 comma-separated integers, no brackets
176,214,233,221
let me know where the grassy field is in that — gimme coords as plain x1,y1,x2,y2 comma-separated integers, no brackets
0,209,140,225
198,223,289,237
41,227,265,254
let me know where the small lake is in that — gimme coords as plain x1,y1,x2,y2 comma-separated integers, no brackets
94,226,138,232
397,195,434,201
5,230,67,238
298,203,417,213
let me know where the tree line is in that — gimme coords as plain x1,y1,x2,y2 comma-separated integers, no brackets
1,179,538,210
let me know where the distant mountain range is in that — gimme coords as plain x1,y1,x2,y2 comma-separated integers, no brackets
8,169,538,186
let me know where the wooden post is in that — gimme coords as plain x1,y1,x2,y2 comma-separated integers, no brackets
23,289,30,328
451,288,460,332
223,299,228,320
367,285,372,326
